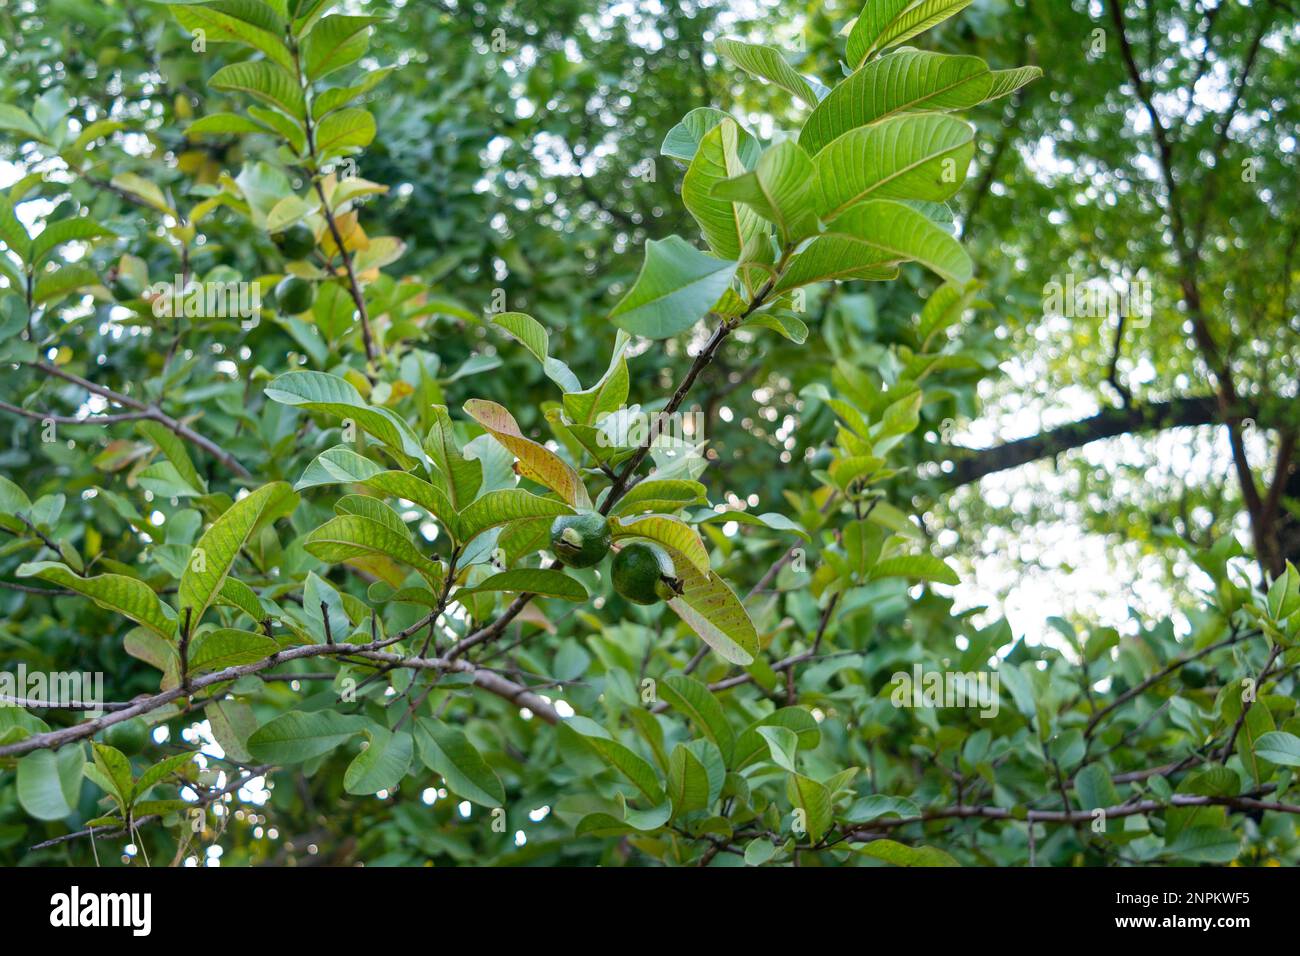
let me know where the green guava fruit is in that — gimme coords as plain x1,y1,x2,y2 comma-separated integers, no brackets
273,223,316,259
104,716,149,755
550,512,612,568
611,541,680,605
275,275,317,314
110,272,144,302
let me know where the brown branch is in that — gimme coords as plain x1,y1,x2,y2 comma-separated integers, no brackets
939,394,1239,489
297,43,377,367
1104,311,1132,408
29,764,272,852
0,596,528,759
0,400,150,425
1083,631,1246,736
1190,16,1270,248
311,177,377,365
842,791,1300,837
1218,644,1283,764
1107,0,1272,575
26,361,251,478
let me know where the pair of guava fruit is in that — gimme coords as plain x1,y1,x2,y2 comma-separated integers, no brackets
271,223,318,314
549,512,681,605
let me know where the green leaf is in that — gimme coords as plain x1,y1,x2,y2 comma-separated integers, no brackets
456,488,574,546
17,561,175,639
0,104,47,144
414,718,505,807
89,743,135,808
800,50,995,155
17,746,84,821
565,716,666,804
611,479,707,516
788,772,832,841
133,752,196,800
313,107,376,156
462,568,587,601
608,236,738,340
206,699,257,764
917,279,981,347
34,264,99,304
1165,826,1242,864
667,744,711,815
797,200,972,288
611,513,710,574
188,627,278,673
215,580,263,624
1073,764,1120,810
661,107,761,166
734,707,821,768
561,334,631,426
179,482,298,627
666,560,759,666
356,470,457,538
136,420,206,494
302,15,379,80
758,725,800,773
870,554,959,585
659,674,735,764
294,445,384,490
743,309,809,343
845,0,914,69
490,311,582,392
744,838,778,865
247,710,367,763
714,37,818,106
312,68,396,119
344,726,413,795
843,794,920,823
30,217,112,265
846,0,974,69
265,371,427,467
697,509,810,541
209,61,306,119
713,139,819,243
774,208,909,292
814,114,975,221
186,112,273,137
855,838,960,866
0,195,32,260
1265,562,1300,622
984,66,1043,101
424,405,482,511
682,119,768,263
1254,731,1300,767
304,513,443,585
170,2,294,71
462,399,588,507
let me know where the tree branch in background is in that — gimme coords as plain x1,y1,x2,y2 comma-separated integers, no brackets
1107,0,1276,574
938,394,1242,490
18,361,252,479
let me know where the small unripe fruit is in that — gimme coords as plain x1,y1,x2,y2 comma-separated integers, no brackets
611,541,680,605
104,717,149,755
275,275,317,314
273,223,316,260
110,273,144,302
549,512,611,568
